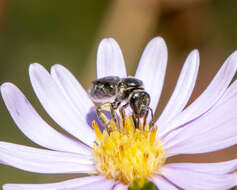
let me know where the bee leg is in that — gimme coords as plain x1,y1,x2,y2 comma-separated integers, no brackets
111,100,121,127
143,110,149,129
148,107,154,128
96,103,114,132
132,114,139,129
119,103,129,127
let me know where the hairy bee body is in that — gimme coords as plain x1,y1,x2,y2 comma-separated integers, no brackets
89,76,153,128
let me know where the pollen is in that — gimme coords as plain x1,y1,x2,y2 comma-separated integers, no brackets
92,116,166,187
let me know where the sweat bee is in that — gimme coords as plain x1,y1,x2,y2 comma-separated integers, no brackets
88,76,154,130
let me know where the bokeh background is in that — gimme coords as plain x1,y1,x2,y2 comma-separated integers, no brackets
0,0,237,189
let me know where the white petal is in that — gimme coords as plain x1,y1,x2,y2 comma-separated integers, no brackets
162,86,237,156
62,179,115,190
135,37,168,112
113,183,128,190
150,176,178,190
0,82,91,155
29,63,96,147
3,176,106,190
163,160,237,175
160,164,237,190
157,50,199,127
214,75,237,107
0,141,96,174
51,64,97,127
97,38,127,78
159,51,237,138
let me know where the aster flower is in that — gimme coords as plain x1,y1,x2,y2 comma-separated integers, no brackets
1,37,237,190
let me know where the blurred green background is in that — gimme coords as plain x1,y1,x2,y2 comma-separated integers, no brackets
0,0,237,188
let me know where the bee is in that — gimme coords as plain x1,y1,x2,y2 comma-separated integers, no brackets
88,76,154,130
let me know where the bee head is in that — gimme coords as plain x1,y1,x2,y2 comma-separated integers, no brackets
129,90,150,118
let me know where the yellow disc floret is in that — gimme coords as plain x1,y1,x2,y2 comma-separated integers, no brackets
93,116,166,187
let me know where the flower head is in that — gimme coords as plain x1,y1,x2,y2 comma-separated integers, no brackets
1,37,237,190
93,118,165,187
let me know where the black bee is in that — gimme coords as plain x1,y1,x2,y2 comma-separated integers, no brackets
88,76,154,130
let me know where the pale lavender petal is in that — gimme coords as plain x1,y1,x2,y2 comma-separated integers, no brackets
160,164,237,190
113,183,128,190
50,64,97,127
3,176,106,190
135,37,168,112
64,179,115,190
162,88,237,156
162,160,237,175
97,38,127,78
0,141,96,174
157,50,199,127
159,51,237,138
29,63,95,147
0,82,91,155
150,176,178,190
214,76,237,107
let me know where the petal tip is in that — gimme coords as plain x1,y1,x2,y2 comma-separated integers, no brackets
231,50,237,56
2,184,17,190
29,62,41,73
192,49,199,55
149,36,167,47
50,64,62,73
230,50,237,61
145,37,168,56
98,38,119,51
50,64,74,80
0,82,16,95
2,184,8,190
105,37,117,42
1,82,11,90
226,51,237,70
30,62,40,68
52,63,62,68
29,63,47,78
189,49,200,62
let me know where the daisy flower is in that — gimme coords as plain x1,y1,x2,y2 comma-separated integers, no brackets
1,37,237,190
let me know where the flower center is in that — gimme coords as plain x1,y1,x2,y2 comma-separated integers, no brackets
92,116,166,187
